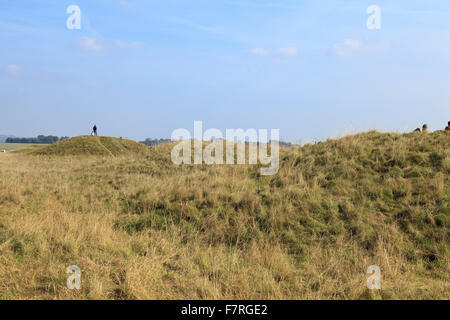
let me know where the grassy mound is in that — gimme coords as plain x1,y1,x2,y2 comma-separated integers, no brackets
0,130,448,299
28,135,149,156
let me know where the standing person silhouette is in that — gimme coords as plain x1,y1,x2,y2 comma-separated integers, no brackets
445,121,450,131
93,125,98,136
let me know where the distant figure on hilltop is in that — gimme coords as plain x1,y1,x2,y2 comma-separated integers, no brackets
445,121,450,131
92,125,98,136
422,124,428,133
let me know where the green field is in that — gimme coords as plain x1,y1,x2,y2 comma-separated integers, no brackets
0,142,43,152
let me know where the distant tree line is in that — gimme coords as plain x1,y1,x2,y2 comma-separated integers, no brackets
139,138,294,147
140,138,172,146
273,140,293,147
6,135,69,144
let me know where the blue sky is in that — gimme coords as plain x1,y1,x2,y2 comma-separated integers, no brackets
1,0,449,142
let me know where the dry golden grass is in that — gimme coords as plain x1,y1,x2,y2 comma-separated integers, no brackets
0,131,448,299
26,135,149,156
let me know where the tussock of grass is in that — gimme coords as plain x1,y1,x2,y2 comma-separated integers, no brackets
26,136,149,156
0,131,448,299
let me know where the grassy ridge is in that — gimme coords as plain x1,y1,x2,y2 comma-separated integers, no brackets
27,136,149,156
0,131,448,299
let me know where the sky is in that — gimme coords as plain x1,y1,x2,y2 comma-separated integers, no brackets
1,0,449,143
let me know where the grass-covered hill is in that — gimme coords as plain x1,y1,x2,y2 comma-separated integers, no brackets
24,136,149,156
0,131,448,299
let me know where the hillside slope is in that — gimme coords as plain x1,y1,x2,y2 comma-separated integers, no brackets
26,135,149,156
0,131,448,299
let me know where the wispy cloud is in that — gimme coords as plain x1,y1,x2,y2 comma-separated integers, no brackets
331,39,389,57
75,37,144,51
331,39,362,57
76,37,103,51
115,40,145,48
249,48,269,56
278,47,298,57
5,64,21,76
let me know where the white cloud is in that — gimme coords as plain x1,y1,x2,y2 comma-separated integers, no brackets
250,48,269,56
76,37,103,51
364,40,390,53
331,39,389,57
115,40,145,48
331,39,362,57
278,47,298,57
75,37,145,51
6,64,21,76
